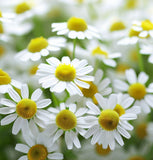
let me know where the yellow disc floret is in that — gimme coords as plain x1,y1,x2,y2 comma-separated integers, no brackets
129,156,145,160
67,17,88,32
29,65,38,75
0,23,4,34
125,0,138,9
92,46,108,58
16,99,37,119
135,123,147,139
27,37,48,53
129,28,140,37
55,64,76,81
28,144,48,160
98,109,119,131
0,69,11,85
15,2,31,14
114,104,125,117
56,109,77,131
110,21,126,32
141,20,153,31
95,143,111,156
0,10,2,17
128,83,146,100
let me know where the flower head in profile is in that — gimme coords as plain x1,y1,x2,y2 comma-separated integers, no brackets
16,36,66,61
45,103,88,150
0,68,21,93
52,16,100,39
84,93,139,150
114,69,153,114
0,84,51,135
15,123,63,160
37,56,94,96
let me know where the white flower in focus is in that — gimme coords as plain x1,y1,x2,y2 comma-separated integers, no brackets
15,129,63,160
45,103,88,149
84,93,138,150
52,16,100,39
37,56,94,96
114,69,153,114
0,84,51,135
16,37,66,61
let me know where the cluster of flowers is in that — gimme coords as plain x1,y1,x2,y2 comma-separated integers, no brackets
1,0,153,160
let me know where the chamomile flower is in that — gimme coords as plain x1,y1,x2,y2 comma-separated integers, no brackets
45,103,88,149
0,68,21,93
84,93,138,150
66,69,112,107
36,56,94,96
0,84,51,135
16,36,66,61
16,131,63,160
114,68,153,114
52,16,100,39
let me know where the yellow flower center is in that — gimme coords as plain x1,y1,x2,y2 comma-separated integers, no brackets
55,64,76,81
92,46,108,58
79,81,98,98
15,2,31,14
0,10,2,17
28,144,48,160
135,123,147,139
0,69,11,85
16,99,37,119
114,104,125,116
67,17,88,32
0,45,5,57
116,64,130,73
129,28,140,37
29,65,38,75
110,21,126,32
125,0,138,9
129,156,145,160
56,109,77,131
27,37,48,53
141,20,153,31
95,143,111,156
98,109,119,131
128,83,146,100
0,22,4,34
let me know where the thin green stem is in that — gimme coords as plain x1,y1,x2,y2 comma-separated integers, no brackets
72,38,77,59
51,92,59,107
137,42,144,72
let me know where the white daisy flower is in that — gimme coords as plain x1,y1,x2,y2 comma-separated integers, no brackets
0,84,51,135
0,68,21,94
36,56,94,96
15,131,63,160
66,69,112,107
118,20,153,45
45,103,88,149
84,93,138,150
15,36,66,62
52,16,100,39
114,68,153,114
140,39,153,63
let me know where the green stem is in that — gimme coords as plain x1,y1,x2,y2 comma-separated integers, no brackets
137,42,144,72
51,92,59,107
72,38,77,59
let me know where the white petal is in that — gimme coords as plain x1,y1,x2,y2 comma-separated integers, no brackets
94,69,103,85
95,93,107,109
48,153,63,160
31,88,42,101
138,72,148,84
21,84,29,99
65,131,73,149
125,69,137,84
53,130,63,142
117,126,131,139
37,99,51,108
15,144,29,153
12,117,23,135
120,97,134,109
46,57,60,67
1,113,17,125
75,108,88,117
113,79,129,91
61,56,71,64
70,131,81,148
0,107,15,114
86,101,100,115
77,66,93,76
84,125,99,139
18,155,28,160
113,131,124,146
8,88,21,102
51,81,66,93
0,98,16,107
103,59,116,67
120,113,137,120
107,94,117,109
74,79,89,89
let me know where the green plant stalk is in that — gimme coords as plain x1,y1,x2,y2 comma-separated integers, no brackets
137,42,144,72
72,38,77,59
